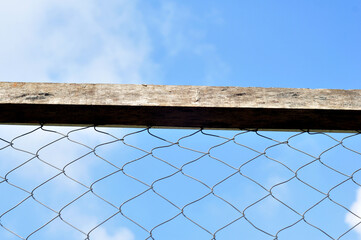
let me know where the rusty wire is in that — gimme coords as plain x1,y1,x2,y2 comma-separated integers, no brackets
0,124,361,239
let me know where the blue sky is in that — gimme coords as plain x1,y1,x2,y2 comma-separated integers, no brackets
1,127,361,240
0,1,360,88
1,1,361,240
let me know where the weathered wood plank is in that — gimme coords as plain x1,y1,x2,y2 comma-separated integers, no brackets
0,82,361,131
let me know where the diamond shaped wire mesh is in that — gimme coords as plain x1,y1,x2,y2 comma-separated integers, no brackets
0,124,361,240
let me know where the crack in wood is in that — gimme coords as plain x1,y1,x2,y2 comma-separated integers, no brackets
13,92,53,101
233,93,246,97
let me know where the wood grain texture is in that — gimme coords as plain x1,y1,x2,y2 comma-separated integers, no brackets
1,82,361,131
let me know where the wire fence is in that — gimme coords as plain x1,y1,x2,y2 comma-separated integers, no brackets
1,124,361,240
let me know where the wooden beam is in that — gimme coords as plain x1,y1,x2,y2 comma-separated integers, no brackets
0,82,361,131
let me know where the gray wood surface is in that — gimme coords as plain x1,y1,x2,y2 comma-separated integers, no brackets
1,82,360,131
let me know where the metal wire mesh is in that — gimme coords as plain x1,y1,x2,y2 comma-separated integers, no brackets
1,124,361,240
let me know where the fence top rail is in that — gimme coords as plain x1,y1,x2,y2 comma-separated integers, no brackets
1,82,361,109
0,82,360,131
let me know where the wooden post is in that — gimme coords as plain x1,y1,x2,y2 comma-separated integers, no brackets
0,82,361,131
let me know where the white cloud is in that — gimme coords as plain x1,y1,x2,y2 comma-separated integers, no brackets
0,1,150,235
345,188,361,239
156,2,194,56
0,1,231,238
0,125,137,239
0,0,156,84
152,1,230,85
40,205,135,240
0,0,229,85
194,44,231,86
91,227,134,240
0,1,154,239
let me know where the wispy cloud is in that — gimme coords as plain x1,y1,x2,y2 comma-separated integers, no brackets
0,0,229,85
0,0,156,84
0,1,232,238
91,227,134,240
345,188,361,239
194,44,231,86
0,1,154,237
0,124,137,239
148,1,230,85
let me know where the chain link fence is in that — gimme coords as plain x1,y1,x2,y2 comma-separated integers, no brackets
1,124,361,240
